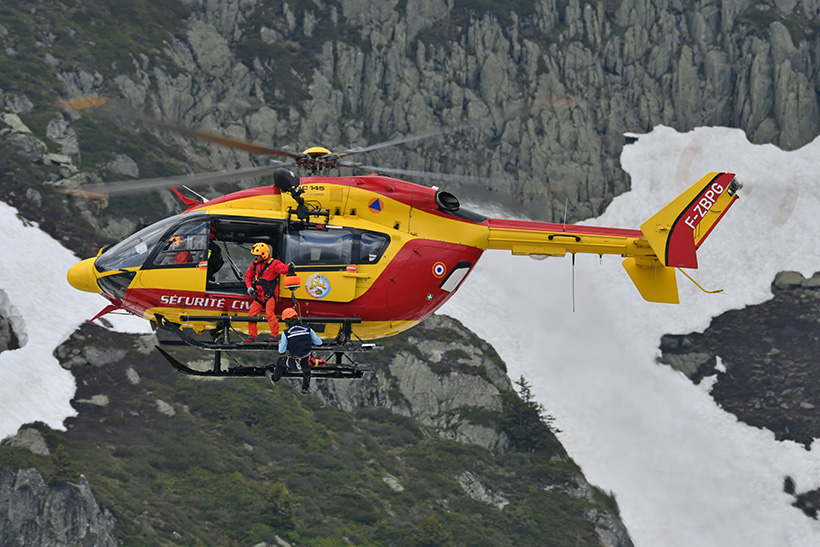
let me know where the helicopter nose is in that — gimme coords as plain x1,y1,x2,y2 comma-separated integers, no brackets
67,258,102,293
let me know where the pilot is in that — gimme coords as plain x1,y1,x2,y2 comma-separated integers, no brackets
243,242,290,343
265,307,323,395
169,236,192,264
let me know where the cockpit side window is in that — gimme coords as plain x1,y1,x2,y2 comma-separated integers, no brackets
95,215,182,273
150,219,210,267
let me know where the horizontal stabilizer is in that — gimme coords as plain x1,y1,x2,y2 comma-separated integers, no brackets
622,257,679,304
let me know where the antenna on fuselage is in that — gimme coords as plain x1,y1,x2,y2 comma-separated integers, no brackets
571,253,576,313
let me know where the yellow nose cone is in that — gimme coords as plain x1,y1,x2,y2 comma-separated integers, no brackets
67,258,101,293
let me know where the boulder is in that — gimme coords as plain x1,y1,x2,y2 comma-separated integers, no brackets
773,270,805,290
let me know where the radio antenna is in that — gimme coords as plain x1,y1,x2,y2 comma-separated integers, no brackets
571,253,576,312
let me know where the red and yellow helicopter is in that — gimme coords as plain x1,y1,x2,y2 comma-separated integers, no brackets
64,99,742,379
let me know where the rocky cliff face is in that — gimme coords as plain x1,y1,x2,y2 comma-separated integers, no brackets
2,0,819,239
0,467,117,547
318,315,513,451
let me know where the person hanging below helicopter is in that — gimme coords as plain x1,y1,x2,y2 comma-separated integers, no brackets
265,307,323,395
243,242,291,343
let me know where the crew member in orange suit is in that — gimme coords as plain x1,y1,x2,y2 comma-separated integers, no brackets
243,242,291,343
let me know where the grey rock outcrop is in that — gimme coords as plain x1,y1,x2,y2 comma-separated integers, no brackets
318,314,512,451
0,467,117,547
0,289,22,352
773,270,806,290
0,315,17,353
55,343,127,369
457,470,509,509
1,428,49,456
0,112,47,162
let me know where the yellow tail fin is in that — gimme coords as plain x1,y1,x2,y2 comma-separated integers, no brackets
623,172,741,303
640,172,741,268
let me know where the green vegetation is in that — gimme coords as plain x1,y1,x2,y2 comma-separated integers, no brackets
0,321,614,546
501,376,564,454
0,1,189,106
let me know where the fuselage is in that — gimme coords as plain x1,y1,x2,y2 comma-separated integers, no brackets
67,170,742,338
68,175,494,339
67,172,653,340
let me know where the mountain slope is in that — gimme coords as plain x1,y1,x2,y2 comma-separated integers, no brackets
2,316,630,546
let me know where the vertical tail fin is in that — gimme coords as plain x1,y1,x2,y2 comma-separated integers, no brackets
624,172,741,303
641,172,741,268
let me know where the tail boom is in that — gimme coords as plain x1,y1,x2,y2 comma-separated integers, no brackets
484,171,740,304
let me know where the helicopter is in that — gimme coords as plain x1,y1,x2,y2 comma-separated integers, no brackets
64,98,742,379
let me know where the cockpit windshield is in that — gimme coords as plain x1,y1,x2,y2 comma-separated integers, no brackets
95,215,195,273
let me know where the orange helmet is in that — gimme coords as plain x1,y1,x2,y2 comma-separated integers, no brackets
169,236,184,249
250,242,270,259
282,308,298,320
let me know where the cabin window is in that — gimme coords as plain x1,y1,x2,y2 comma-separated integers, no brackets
284,227,388,266
359,232,389,263
151,219,210,267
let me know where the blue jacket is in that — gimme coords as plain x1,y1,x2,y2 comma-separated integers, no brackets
279,324,322,357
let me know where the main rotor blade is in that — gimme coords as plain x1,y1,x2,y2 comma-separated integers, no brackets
73,164,287,196
353,164,510,187
338,122,473,158
60,96,301,160
159,122,301,159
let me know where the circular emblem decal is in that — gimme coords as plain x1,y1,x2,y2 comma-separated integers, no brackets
432,262,447,278
305,273,331,299
368,198,383,213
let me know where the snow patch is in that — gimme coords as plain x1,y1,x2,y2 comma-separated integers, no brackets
442,126,820,546
0,200,151,441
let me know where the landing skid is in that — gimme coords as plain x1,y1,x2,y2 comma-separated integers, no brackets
154,314,379,379
155,346,375,379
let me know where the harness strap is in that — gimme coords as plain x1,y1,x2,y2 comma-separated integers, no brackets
252,258,279,302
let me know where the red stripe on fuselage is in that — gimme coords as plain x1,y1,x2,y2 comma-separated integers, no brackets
119,240,484,323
